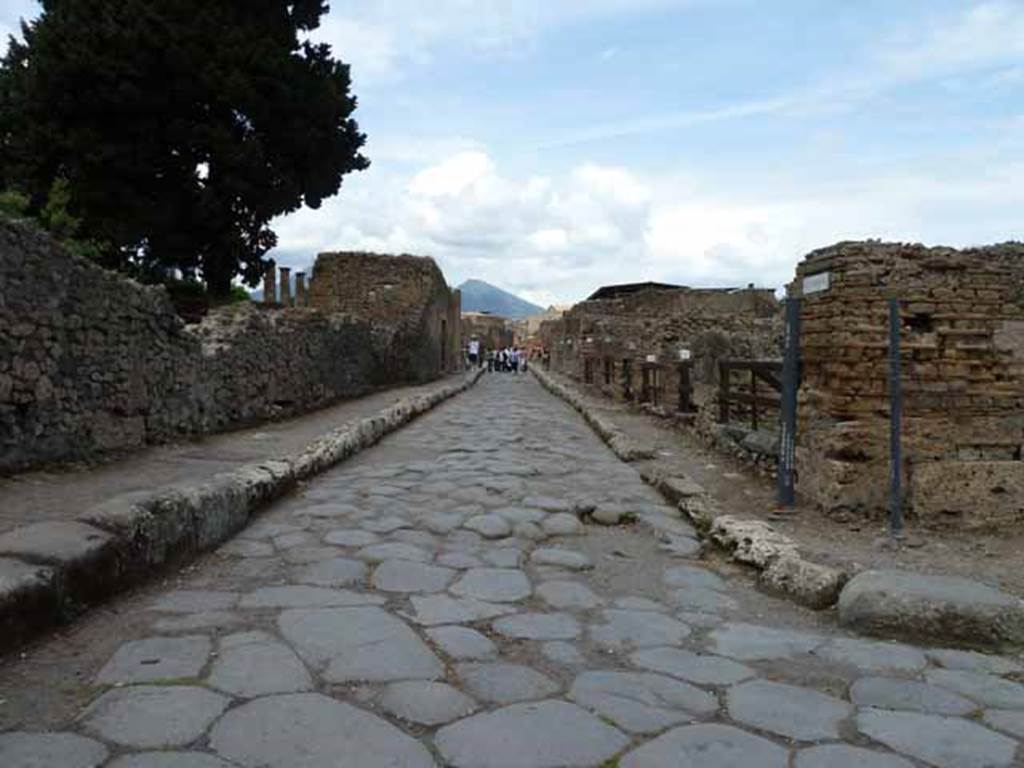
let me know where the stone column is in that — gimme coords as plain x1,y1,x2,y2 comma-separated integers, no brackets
295,272,306,307
263,263,277,304
279,267,291,306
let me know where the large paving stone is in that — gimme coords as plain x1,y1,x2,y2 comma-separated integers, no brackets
926,648,1023,675
294,557,368,587
209,693,436,767
839,569,1024,648
529,547,593,570
850,677,978,716
925,668,1024,709
323,529,380,547
708,622,823,660
107,754,235,768
360,515,412,533
279,606,443,682
456,662,560,704
406,595,515,626
857,708,1019,768
630,647,755,686
240,585,383,609
207,632,312,697
536,580,603,610
356,542,432,563
0,731,108,768
984,709,1024,739
569,670,717,734
96,635,211,684
541,640,586,666
463,514,513,539
378,681,478,725
541,513,584,536
590,609,691,650
727,679,852,741
152,611,243,633
435,699,629,767
814,637,927,672
450,568,532,602
619,723,789,768
80,685,229,748
794,745,914,768
492,612,581,640
149,590,239,613
662,565,726,591
422,511,468,534
372,559,456,593
426,625,498,659
668,587,737,612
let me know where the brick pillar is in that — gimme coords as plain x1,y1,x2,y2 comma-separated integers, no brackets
295,272,306,307
263,263,276,304
279,267,291,306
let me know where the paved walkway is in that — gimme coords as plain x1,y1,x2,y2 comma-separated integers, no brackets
0,376,463,536
1,373,1022,767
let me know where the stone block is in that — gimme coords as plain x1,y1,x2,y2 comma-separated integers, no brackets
912,460,1024,529
839,569,1024,649
758,555,848,609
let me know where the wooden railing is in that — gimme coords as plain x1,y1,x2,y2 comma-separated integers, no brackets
719,359,783,429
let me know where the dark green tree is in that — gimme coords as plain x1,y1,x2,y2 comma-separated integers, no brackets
0,0,368,294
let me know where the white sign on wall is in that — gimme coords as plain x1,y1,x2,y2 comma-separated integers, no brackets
645,354,657,363
678,349,692,361
803,271,831,294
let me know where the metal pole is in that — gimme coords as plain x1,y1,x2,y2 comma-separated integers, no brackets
888,299,904,537
777,298,801,506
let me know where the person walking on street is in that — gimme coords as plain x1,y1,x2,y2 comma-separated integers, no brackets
467,337,480,368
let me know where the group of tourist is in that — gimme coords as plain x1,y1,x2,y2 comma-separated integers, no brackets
465,337,527,373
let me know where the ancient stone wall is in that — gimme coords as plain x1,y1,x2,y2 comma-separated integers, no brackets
541,285,781,411
0,222,442,473
462,312,513,354
309,251,461,379
792,241,1024,529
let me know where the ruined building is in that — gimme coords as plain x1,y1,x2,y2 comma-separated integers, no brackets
461,311,513,353
540,282,781,409
309,251,462,381
792,241,1024,529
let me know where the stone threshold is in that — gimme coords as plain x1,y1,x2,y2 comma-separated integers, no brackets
531,365,1024,653
0,369,485,655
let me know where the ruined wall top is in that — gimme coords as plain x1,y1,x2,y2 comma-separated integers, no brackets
308,251,452,323
572,284,779,320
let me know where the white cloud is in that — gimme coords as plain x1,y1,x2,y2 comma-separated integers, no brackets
271,144,1024,304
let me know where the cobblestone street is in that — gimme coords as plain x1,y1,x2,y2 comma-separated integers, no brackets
2,374,1022,767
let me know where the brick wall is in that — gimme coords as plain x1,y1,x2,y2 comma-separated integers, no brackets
791,240,1024,528
309,251,461,379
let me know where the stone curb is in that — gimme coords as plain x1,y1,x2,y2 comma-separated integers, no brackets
0,369,484,655
532,366,849,611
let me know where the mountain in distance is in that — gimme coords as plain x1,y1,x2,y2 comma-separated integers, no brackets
458,279,544,320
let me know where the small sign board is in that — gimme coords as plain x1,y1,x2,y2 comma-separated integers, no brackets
645,354,658,363
803,271,830,295
678,349,691,361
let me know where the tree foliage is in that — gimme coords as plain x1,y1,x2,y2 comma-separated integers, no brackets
0,0,368,294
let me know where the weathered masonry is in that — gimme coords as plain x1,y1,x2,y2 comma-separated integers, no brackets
540,282,780,412
0,223,462,474
461,311,513,354
309,251,462,378
791,241,1024,528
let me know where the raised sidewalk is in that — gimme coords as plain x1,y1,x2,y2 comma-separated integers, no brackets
0,371,482,652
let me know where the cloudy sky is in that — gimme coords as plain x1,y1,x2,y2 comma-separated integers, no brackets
4,1,1023,304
